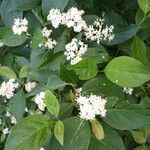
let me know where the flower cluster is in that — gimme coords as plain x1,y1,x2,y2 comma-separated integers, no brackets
25,82,37,92
0,79,19,99
3,128,10,135
64,38,88,65
0,40,4,47
47,7,87,32
123,87,133,95
61,7,87,32
12,18,28,35
76,93,107,120
39,27,57,49
84,18,114,44
34,92,46,111
47,9,62,28
5,111,17,124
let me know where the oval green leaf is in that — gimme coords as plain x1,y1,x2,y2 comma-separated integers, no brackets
0,66,17,79
19,66,28,79
105,56,150,87
138,0,150,14
0,0,23,27
54,120,64,146
68,57,97,80
0,27,28,47
9,90,26,120
44,90,60,117
131,36,147,63
103,100,150,130
5,115,54,150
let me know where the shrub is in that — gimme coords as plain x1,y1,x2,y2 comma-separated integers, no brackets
0,0,150,150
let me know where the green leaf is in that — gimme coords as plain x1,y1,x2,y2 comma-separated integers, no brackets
59,103,73,119
131,130,146,144
0,66,17,79
30,28,44,50
68,57,97,80
138,0,150,14
24,11,42,34
27,83,45,97
54,120,64,146
54,29,69,53
90,119,104,140
42,0,68,15
32,6,44,25
46,74,67,90
136,8,150,28
19,66,28,79
11,46,31,58
105,56,150,87
39,52,66,71
83,15,99,25
44,90,60,117
5,115,54,150
131,36,147,63
12,0,41,11
0,0,23,27
82,74,125,99
60,64,78,84
9,90,26,120
89,123,125,150
49,117,91,150
0,27,28,47
102,24,139,45
105,10,124,25
85,47,110,64
103,100,150,130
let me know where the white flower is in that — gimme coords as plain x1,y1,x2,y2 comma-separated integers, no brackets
75,88,82,97
40,27,57,49
47,7,87,32
84,18,114,44
73,19,87,32
40,148,45,150
62,7,87,32
25,107,29,112
0,119,2,125
42,27,52,38
12,18,28,35
123,87,133,95
47,8,62,28
64,38,88,65
3,128,10,135
25,82,37,92
34,92,46,111
5,111,11,117
0,40,4,47
0,79,19,99
76,94,107,120
45,38,57,49
11,116,17,124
